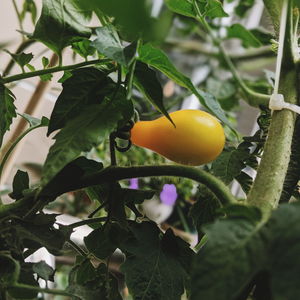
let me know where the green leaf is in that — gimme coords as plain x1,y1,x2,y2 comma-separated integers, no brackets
191,206,263,300
67,263,122,300
75,0,153,40
47,67,114,135
134,61,172,123
212,144,251,184
0,253,20,288
84,222,127,259
165,0,228,19
234,0,255,17
42,56,50,68
32,261,55,281
189,184,221,236
206,77,236,100
10,170,29,200
19,113,49,128
227,24,262,48
42,94,133,186
4,50,34,68
0,84,16,147
39,157,103,198
137,44,231,128
33,0,91,54
236,171,253,194
72,39,95,59
199,0,228,18
120,221,194,300
164,0,196,18
91,25,126,66
191,203,300,300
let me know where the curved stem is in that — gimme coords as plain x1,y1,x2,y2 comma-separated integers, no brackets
192,0,270,107
8,283,74,297
2,59,112,84
0,165,236,219
81,165,237,206
0,124,43,181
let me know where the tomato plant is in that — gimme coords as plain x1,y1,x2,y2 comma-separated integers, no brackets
0,0,300,299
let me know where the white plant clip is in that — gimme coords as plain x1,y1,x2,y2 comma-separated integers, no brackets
269,0,300,115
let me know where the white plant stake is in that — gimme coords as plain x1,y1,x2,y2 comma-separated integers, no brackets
269,0,300,114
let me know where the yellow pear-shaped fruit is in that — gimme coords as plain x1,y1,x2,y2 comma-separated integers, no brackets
131,109,225,165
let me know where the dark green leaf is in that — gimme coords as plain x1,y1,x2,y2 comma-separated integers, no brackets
33,0,91,54
4,51,33,68
42,94,133,185
47,67,114,135
134,61,172,123
235,0,255,17
67,262,122,300
0,253,20,288
42,56,50,68
40,157,103,198
212,144,251,184
227,24,262,48
0,83,16,147
138,44,231,128
10,170,29,200
84,222,127,259
236,171,253,194
120,221,193,300
250,28,274,45
92,25,126,65
32,261,55,281
190,184,221,235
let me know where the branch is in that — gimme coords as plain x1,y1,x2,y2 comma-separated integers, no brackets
0,165,237,219
2,59,112,84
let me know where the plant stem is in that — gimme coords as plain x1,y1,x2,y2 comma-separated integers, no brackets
68,217,107,229
67,240,88,257
2,59,112,84
0,165,236,220
81,165,237,206
0,124,44,181
8,283,74,297
247,69,298,217
192,0,270,107
12,0,24,37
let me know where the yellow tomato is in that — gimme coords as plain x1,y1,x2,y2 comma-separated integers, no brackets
130,109,225,165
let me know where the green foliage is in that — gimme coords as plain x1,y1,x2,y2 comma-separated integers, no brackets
0,253,20,288
10,170,29,200
191,203,300,300
33,0,91,54
0,84,16,147
120,221,194,300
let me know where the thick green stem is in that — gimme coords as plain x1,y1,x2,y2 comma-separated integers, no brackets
2,59,111,84
247,70,297,216
0,165,236,219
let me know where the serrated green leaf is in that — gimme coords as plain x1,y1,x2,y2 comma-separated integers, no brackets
120,221,193,300
227,24,262,48
4,50,33,68
164,0,196,18
200,0,228,18
19,113,49,128
10,170,29,200
236,171,253,194
191,202,300,300
47,67,114,135
42,95,133,186
212,145,251,184
92,25,126,65
137,44,231,129
33,0,91,54
0,84,16,147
